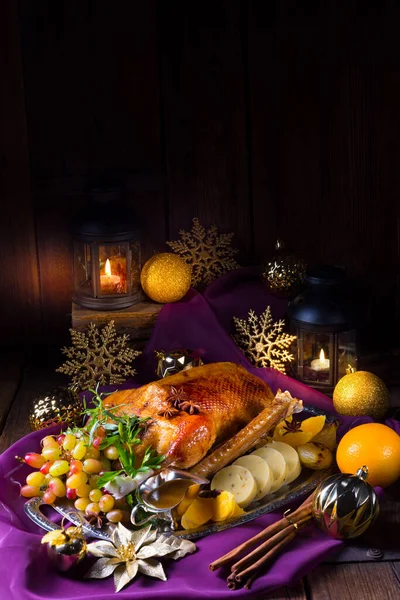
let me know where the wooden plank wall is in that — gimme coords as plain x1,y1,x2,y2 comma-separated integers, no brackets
0,0,399,347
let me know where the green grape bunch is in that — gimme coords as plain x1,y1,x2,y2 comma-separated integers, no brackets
18,384,165,527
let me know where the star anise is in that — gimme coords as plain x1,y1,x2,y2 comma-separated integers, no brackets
178,399,201,415
158,406,180,419
198,489,220,499
87,513,107,529
282,419,303,435
165,386,187,408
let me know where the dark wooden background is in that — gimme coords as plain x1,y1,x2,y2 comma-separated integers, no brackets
1,0,400,348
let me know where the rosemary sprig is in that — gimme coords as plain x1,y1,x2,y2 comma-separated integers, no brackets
82,384,165,490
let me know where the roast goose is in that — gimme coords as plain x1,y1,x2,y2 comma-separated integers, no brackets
104,362,302,474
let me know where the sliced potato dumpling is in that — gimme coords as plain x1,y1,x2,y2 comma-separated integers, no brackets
266,441,301,485
233,454,272,501
252,447,288,492
211,465,257,508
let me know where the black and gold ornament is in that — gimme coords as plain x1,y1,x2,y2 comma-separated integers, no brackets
155,349,203,379
28,387,83,431
261,239,306,299
312,466,379,540
41,516,87,572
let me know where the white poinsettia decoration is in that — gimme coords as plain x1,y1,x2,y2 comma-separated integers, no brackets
85,523,196,592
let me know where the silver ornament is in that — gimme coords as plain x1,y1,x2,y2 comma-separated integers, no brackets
312,465,379,540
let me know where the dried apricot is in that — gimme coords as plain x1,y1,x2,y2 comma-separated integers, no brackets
273,415,326,448
175,484,201,518
181,497,214,530
211,490,237,522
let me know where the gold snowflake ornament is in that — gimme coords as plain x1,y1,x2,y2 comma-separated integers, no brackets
57,320,140,390
232,307,297,373
167,217,240,286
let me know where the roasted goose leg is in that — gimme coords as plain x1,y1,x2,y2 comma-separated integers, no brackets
103,362,301,470
190,390,302,478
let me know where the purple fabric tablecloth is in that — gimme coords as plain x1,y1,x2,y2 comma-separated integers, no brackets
0,267,398,600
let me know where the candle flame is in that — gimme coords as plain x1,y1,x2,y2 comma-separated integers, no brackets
319,348,326,363
105,259,112,277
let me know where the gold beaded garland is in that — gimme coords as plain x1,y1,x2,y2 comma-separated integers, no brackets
333,370,389,420
140,253,192,303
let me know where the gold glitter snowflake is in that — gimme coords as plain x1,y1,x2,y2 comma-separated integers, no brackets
57,320,140,390
232,307,297,373
167,217,240,286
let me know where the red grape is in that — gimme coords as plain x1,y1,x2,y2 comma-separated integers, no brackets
24,452,46,469
66,487,77,500
69,459,83,474
43,489,57,504
21,485,41,498
39,461,52,475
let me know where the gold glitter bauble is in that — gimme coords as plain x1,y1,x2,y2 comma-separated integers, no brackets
140,253,191,303
333,371,389,419
28,387,83,431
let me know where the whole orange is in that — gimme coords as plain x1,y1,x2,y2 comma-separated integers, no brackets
337,423,400,487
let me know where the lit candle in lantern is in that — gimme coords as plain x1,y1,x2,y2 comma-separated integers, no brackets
311,348,330,372
100,259,120,293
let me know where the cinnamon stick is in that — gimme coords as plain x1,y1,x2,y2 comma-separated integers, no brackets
234,529,297,584
209,497,313,572
231,514,312,575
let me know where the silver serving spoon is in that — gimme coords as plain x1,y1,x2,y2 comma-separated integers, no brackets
131,468,209,529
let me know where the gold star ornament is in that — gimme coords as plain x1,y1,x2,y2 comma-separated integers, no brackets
233,306,297,373
167,217,240,286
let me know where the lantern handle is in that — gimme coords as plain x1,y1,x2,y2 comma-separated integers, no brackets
355,466,369,481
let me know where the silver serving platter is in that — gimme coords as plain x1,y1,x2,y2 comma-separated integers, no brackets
25,405,337,540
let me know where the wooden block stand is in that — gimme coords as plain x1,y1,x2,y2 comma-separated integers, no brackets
71,301,163,348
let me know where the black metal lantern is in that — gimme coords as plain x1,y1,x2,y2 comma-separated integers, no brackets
72,181,143,310
287,265,359,394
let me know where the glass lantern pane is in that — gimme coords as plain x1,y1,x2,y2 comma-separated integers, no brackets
337,329,357,380
73,241,93,293
130,240,141,293
98,244,128,296
300,331,334,387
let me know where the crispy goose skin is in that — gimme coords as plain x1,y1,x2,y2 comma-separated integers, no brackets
103,362,278,469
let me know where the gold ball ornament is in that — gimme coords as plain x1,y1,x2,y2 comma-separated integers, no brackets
28,387,83,431
333,370,389,419
141,253,191,303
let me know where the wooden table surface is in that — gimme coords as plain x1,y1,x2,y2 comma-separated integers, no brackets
0,351,399,600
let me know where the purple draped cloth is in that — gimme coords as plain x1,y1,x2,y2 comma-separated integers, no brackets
0,267,398,599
